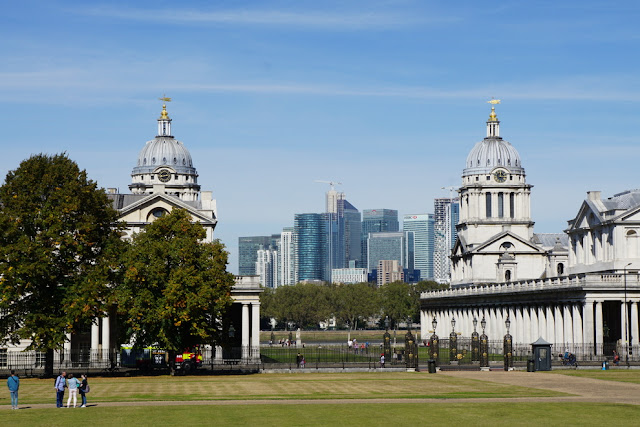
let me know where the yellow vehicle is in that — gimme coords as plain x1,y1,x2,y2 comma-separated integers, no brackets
175,346,204,373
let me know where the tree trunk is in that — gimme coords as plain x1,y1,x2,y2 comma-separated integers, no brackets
168,350,177,376
44,348,54,378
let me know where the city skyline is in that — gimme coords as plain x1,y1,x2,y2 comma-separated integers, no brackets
2,1,640,275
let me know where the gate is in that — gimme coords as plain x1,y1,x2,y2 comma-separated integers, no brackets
436,338,474,365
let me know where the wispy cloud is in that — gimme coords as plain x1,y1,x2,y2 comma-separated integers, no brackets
75,5,438,30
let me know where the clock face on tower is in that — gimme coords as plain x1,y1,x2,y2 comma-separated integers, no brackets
493,169,508,183
158,169,171,183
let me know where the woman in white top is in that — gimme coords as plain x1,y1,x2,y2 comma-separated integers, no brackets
66,374,81,408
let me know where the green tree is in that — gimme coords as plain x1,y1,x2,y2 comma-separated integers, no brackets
0,153,120,376
333,282,378,340
379,281,415,330
261,283,332,329
116,209,234,373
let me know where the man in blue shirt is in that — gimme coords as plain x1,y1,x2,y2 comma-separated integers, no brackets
54,371,66,408
7,370,19,410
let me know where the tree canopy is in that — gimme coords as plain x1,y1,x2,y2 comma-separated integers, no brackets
115,208,234,360
0,153,120,374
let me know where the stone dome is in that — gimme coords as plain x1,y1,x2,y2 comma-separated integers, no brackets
462,137,524,177
132,137,196,175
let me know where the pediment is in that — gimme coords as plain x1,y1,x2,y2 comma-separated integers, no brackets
470,231,546,255
117,193,216,225
567,200,603,231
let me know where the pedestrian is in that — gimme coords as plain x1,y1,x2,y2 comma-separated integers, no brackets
66,373,81,408
7,370,19,410
380,354,385,368
79,374,89,408
54,371,67,408
613,350,620,366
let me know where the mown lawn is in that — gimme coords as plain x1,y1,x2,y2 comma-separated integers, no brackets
547,369,640,384
4,402,639,426
261,330,399,344
1,372,565,405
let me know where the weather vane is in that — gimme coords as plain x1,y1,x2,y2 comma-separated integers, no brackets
159,94,172,103
487,98,501,105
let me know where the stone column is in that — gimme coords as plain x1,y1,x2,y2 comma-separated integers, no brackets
530,306,539,341
556,305,565,346
251,303,260,360
564,304,573,348
522,306,530,344
64,333,72,353
91,321,100,353
242,304,250,361
595,301,604,355
538,306,547,342
583,301,594,346
573,304,583,346
546,305,555,345
631,301,639,348
101,317,110,357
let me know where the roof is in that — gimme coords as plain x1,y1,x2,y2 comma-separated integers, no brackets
602,189,640,211
532,233,569,249
463,137,525,176
107,193,202,211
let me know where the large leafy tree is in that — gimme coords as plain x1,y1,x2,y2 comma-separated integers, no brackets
333,282,378,340
0,153,120,376
379,281,415,330
116,208,234,371
261,283,332,329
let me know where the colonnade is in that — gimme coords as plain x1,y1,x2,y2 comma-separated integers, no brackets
421,299,640,355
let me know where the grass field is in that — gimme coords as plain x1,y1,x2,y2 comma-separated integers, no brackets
261,329,400,344
3,403,640,426
547,369,640,384
0,372,564,405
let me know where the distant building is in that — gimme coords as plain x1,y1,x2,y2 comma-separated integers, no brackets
403,214,435,280
367,231,414,273
295,213,329,282
255,247,279,288
434,198,460,283
279,227,297,286
377,260,404,286
361,209,399,270
331,261,369,284
238,235,274,276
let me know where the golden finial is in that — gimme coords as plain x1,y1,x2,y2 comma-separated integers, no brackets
487,98,500,122
158,94,171,120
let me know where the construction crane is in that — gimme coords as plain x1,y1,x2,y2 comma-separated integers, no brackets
314,180,342,191
441,186,458,200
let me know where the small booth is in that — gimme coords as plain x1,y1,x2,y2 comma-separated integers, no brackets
531,337,553,371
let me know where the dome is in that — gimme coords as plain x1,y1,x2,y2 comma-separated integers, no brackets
463,138,524,177
132,137,197,175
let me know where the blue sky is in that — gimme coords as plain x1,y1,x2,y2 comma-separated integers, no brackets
2,1,640,274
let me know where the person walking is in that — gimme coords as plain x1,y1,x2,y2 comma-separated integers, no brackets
66,373,81,408
7,370,19,410
79,374,89,408
54,371,67,408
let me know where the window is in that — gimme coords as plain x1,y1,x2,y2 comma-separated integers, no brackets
557,263,564,275
0,349,6,368
510,193,515,218
498,192,504,218
486,192,492,217
505,270,511,281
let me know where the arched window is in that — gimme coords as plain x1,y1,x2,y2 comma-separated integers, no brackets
505,270,511,281
147,208,169,222
626,230,638,258
500,242,513,251
557,263,564,275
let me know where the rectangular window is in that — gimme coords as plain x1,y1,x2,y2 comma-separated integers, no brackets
0,349,7,368
510,193,515,218
498,192,504,218
486,192,492,218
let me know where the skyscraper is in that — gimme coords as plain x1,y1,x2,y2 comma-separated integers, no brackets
361,209,399,268
279,227,297,286
238,236,273,276
367,231,414,273
434,198,460,283
294,213,329,282
403,214,434,281
255,246,279,288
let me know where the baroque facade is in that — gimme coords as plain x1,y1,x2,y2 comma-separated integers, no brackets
421,103,639,359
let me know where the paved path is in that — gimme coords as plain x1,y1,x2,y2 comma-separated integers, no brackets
3,371,639,409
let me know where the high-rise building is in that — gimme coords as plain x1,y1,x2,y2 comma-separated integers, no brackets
238,235,279,276
361,209,399,268
403,214,435,280
279,227,297,286
294,213,329,282
367,231,414,273
434,198,460,283
324,190,361,270
255,246,279,288
377,260,404,286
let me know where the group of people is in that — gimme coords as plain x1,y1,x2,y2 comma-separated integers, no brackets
54,371,90,408
347,339,370,354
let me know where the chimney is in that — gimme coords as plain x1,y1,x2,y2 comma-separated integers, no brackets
587,191,601,201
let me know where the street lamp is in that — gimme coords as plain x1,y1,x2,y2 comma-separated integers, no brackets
624,262,632,364
407,317,413,332
385,316,390,331
473,317,478,333
451,317,456,333
481,316,487,334
505,316,511,334
432,317,437,332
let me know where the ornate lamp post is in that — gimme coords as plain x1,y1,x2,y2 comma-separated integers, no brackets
383,316,391,364
450,317,458,363
504,315,513,371
480,316,489,368
405,317,416,370
429,316,439,364
471,316,480,363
